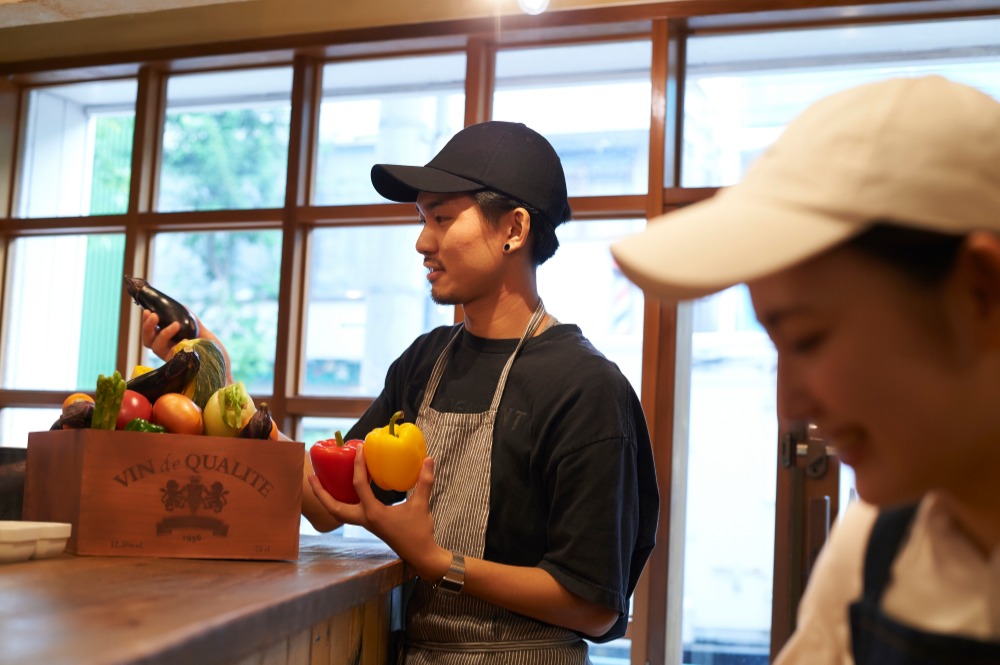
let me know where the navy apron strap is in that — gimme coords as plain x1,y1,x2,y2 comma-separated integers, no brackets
861,502,919,603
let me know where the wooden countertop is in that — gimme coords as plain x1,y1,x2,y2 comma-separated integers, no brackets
0,533,410,665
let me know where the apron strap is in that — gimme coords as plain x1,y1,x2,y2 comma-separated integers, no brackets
861,502,919,604
420,324,465,412
419,300,548,413
488,300,547,412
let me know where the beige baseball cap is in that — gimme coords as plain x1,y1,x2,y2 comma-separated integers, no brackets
611,75,1000,302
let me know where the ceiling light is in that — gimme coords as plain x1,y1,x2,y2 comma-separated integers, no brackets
517,0,549,15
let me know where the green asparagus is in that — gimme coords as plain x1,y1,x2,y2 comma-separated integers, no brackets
91,370,126,430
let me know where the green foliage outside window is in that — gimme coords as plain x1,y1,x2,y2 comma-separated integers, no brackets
159,108,290,211
91,116,134,216
174,231,281,392
146,107,290,391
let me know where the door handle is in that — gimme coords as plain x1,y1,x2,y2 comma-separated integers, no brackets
781,425,836,479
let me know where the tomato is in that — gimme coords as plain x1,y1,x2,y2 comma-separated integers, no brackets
152,393,203,435
116,390,154,430
62,392,95,412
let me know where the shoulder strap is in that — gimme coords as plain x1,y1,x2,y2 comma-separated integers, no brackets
861,502,920,604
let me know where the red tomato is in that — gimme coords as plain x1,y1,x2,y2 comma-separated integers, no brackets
116,390,154,430
310,432,362,504
152,393,203,435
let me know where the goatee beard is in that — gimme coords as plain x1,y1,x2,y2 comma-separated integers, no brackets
431,286,462,305
430,289,460,306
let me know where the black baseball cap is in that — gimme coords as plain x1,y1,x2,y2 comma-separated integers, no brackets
370,121,570,227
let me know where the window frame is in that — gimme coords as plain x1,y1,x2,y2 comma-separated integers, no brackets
1,3,997,664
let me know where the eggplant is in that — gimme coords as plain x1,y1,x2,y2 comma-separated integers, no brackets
123,275,199,345
239,402,274,440
50,400,94,430
126,349,201,405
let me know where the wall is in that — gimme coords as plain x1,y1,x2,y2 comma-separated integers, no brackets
0,0,669,66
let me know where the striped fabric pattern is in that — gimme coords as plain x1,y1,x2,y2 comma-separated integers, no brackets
402,303,589,665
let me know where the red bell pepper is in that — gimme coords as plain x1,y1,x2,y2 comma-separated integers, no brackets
309,431,362,504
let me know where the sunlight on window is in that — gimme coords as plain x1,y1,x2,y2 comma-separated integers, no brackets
18,80,136,218
315,54,466,206
3,235,124,393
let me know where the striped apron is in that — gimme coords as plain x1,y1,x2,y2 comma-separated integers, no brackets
402,301,589,665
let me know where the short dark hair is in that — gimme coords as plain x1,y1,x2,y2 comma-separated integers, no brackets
474,190,569,266
845,222,965,287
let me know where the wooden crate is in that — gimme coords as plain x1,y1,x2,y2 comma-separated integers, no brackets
22,429,304,560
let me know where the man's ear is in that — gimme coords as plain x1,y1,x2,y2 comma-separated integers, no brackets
504,207,532,253
958,232,1000,344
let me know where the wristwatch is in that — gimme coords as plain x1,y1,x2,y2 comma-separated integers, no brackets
434,552,466,595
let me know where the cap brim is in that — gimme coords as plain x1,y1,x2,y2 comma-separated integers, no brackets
611,189,862,302
371,164,485,203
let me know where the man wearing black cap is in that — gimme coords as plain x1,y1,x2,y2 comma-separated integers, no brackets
303,121,659,664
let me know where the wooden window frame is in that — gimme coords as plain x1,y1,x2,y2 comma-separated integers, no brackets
1,3,996,664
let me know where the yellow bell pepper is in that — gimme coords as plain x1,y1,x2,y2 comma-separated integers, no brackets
364,411,427,492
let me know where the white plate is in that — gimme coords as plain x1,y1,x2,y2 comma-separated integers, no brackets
0,521,72,563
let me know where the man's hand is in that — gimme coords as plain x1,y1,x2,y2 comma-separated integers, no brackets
307,444,618,636
307,444,450,582
141,310,234,384
142,310,181,361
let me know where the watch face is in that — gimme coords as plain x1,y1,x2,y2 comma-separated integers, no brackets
438,576,463,594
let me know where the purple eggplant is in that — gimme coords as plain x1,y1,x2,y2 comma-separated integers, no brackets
126,349,201,405
123,275,199,345
239,402,274,440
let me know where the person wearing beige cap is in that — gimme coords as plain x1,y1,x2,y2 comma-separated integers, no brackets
613,75,1000,664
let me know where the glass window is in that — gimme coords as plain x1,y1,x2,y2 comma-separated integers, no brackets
494,40,652,197
677,15,1000,663
302,225,453,397
300,415,357,446
538,219,645,392
158,68,293,212
17,79,136,218
0,408,61,449
142,230,282,397
299,415,382,539
3,234,124,392
682,16,1000,187
315,54,466,206
682,286,776,663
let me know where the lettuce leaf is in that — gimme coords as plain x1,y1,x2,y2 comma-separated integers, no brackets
220,381,250,430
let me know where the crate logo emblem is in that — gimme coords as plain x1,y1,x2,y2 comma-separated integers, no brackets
157,475,230,536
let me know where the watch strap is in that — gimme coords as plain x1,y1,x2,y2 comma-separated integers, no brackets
434,552,466,595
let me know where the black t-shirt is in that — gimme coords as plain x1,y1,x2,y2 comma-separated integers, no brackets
346,323,659,642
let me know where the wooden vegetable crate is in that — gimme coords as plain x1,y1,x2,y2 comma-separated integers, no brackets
22,429,304,561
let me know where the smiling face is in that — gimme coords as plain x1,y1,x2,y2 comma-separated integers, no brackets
750,238,1000,507
415,191,508,307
